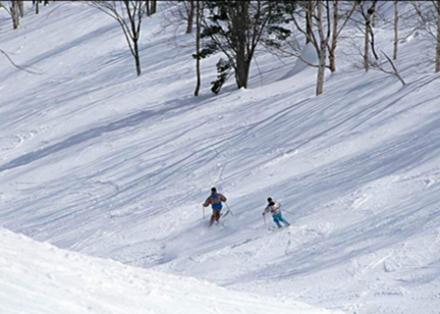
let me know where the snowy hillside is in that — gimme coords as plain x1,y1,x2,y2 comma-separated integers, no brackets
0,228,337,314
1,2,440,314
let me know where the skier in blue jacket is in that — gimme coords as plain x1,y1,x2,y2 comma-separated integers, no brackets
263,197,290,228
203,187,227,226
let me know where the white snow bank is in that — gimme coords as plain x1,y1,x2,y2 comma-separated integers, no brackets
284,42,319,77
0,228,340,314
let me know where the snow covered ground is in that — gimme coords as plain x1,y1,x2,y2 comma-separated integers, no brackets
0,228,337,314
1,2,440,314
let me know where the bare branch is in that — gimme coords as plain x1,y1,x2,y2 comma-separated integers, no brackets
0,49,42,74
86,1,146,76
370,50,406,86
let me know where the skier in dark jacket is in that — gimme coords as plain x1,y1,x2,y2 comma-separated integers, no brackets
203,187,227,226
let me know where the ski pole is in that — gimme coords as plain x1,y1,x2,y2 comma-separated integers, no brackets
263,214,267,227
225,202,234,216
282,210,295,216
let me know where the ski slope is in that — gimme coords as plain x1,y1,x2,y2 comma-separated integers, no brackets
0,228,337,314
1,2,440,314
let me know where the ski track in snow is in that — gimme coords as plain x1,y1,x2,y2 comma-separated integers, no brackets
1,2,440,314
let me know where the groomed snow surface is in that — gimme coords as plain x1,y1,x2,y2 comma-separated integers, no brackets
1,2,440,314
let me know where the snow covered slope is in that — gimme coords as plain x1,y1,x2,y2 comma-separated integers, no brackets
0,228,337,314
1,2,440,314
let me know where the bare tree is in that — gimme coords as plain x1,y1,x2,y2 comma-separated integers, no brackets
194,0,201,96
412,0,440,73
11,0,20,29
328,0,356,72
348,1,405,85
357,0,378,72
145,0,150,16
161,1,195,34
315,1,331,95
88,1,147,76
186,0,194,34
150,0,157,15
370,50,406,85
292,0,332,95
371,1,377,28
306,0,314,44
280,1,354,75
2,0,27,29
18,0,24,17
436,0,440,72
393,0,398,60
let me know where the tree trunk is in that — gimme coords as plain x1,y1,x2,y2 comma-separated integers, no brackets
329,0,339,72
44,1,49,6
145,0,150,16
436,0,440,73
11,1,20,29
306,0,313,44
186,0,194,34
372,2,377,28
235,54,249,89
234,2,250,89
151,0,156,15
393,0,398,60
364,23,370,72
235,59,251,89
194,0,201,96
36,0,39,14
317,45,326,95
134,39,141,76
18,0,24,17
316,1,327,95
364,6,374,72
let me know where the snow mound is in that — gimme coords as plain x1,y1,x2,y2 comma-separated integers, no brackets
284,43,319,77
0,228,339,314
